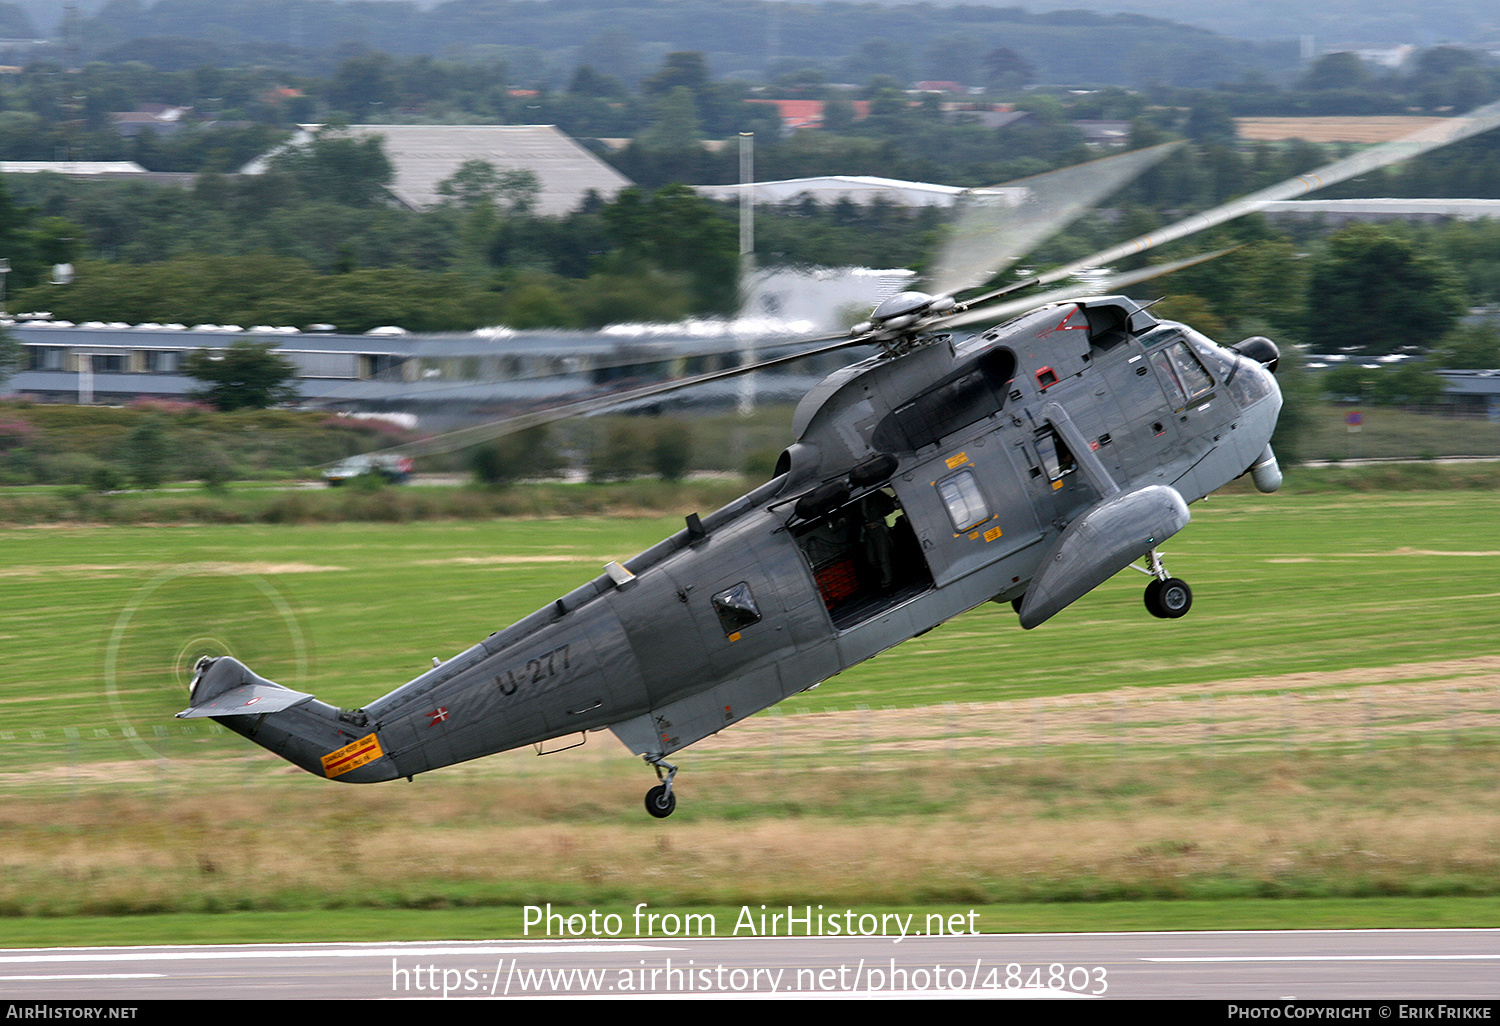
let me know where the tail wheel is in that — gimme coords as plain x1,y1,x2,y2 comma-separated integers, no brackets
1145,577,1192,619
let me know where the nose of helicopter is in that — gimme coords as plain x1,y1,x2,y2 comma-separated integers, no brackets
1232,339,1284,493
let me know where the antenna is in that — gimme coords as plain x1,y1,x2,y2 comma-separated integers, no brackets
738,131,756,416
62,3,80,72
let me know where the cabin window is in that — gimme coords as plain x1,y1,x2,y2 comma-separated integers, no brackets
937,470,989,531
712,582,761,636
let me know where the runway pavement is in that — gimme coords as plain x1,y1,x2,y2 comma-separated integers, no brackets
1,929,1497,1000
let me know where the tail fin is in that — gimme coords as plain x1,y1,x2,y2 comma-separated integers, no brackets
177,656,399,783
177,655,315,718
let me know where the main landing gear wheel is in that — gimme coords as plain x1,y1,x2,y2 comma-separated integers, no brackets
1144,577,1192,619
645,784,676,818
643,754,679,818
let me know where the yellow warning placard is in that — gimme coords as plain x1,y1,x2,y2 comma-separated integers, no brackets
945,452,969,469
322,733,383,778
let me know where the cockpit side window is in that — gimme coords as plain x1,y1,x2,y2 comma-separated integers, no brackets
1152,341,1213,404
1034,428,1077,484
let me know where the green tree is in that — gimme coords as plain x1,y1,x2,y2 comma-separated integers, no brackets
469,427,562,486
1319,362,1446,406
641,52,710,97
327,52,399,120
637,87,703,151
1299,52,1370,91
1152,294,1228,340
182,340,301,411
589,421,646,482
984,46,1032,92
600,185,738,315
650,422,693,482
437,160,540,215
1184,96,1236,143
123,416,171,489
269,132,394,208
1432,324,1500,369
822,95,856,132
1303,225,1466,356
0,325,20,391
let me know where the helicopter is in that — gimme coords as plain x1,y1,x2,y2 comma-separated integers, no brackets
178,101,1500,817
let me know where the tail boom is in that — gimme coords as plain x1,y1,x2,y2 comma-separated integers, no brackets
178,656,401,782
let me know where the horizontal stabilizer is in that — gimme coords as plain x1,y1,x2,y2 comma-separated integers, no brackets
176,682,315,718
1018,485,1190,629
176,655,314,719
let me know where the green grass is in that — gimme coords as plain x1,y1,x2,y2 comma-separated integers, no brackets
1300,404,1500,461
4,898,1499,948
4,488,1500,745
3,488,1500,940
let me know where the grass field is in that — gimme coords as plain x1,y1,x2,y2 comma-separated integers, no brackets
2,487,1499,942
1234,116,1449,144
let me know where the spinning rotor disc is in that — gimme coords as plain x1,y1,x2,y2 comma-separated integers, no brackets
103,566,309,762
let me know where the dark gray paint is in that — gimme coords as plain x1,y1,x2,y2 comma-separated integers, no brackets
178,295,1283,809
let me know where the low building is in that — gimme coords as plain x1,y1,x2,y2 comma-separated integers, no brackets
1261,198,1500,223
0,161,151,177
697,175,1024,209
744,98,871,131
109,104,192,138
1436,370,1500,421
4,319,880,421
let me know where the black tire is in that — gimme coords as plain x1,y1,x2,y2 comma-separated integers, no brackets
1146,577,1192,619
1144,578,1164,617
645,784,676,818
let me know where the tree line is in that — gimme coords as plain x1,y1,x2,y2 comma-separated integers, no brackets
6,0,1303,91
0,37,1497,386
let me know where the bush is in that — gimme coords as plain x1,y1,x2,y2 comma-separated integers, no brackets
650,423,692,482
589,423,647,482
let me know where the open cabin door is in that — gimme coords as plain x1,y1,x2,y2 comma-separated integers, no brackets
790,485,934,631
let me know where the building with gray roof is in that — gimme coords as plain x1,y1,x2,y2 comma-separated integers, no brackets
696,176,1023,209
1262,198,1500,223
246,125,633,215
5,320,870,426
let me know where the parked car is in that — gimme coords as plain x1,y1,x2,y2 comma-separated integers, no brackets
322,454,414,486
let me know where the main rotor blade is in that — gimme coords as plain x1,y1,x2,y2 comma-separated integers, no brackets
365,331,871,460
927,141,1181,298
933,248,1239,332
1037,98,1500,286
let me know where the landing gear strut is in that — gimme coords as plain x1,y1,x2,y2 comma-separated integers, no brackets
1137,548,1192,619
643,756,678,818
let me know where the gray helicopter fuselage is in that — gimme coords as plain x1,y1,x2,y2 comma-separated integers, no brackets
194,295,1280,786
